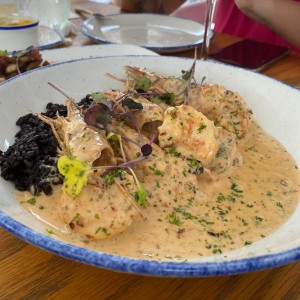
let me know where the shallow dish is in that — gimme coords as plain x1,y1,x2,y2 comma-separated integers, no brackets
80,14,214,53
0,56,299,277
37,26,64,51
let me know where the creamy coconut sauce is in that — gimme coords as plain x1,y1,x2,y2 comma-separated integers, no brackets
16,121,300,261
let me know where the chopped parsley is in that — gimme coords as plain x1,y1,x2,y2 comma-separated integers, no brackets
27,197,36,205
148,165,164,176
95,227,110,236
134,184,148,205
197,123,207,133
103,169,126,185
168,212,183,226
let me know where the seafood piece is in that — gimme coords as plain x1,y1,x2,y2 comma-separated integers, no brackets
61,170,141,240
108,121,202,208
123,66,253,138
104,91,164,138
39,100,142,239
158,105,219,167
0,48,49,82
208,128,243,175
108,120,168,178
38,99,116,167
188,84,252,139
122,66,185,107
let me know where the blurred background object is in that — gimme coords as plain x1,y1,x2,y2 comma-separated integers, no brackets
15,0,70,33
171,0,207,24
118,0,186,14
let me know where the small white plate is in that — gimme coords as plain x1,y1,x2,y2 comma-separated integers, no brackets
38,26,64,51
41,44,158,63
80,14,214,53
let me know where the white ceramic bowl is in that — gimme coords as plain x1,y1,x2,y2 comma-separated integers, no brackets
0,56,299,277
0,14,39,52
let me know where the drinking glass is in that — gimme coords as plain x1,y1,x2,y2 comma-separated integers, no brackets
15,0,70,32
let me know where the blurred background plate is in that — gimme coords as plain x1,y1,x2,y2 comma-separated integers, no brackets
41,43,158,63
80,14,214,53
37,26,64,51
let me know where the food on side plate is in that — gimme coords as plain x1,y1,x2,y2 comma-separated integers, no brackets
0,17,35,27
0,63,299,260
0,47,50,82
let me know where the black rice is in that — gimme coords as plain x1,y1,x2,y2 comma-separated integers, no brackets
0,97,94,196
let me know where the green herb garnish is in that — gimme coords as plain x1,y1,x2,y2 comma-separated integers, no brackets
57,156,90,198
134,184,148,205
134,77,151,92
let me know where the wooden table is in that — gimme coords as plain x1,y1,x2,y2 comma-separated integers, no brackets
1,1,300,299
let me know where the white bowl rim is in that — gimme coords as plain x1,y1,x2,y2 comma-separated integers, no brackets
1,210,300,277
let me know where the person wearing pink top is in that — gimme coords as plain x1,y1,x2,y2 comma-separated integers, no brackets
214,0,300,51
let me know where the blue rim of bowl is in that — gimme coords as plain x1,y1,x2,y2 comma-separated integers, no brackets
80,14,215,53
0,56,299,277
1,210,300,277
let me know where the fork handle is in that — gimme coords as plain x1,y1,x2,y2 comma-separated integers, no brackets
75,7,93,16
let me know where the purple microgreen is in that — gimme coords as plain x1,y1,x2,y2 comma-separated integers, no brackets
112,92,131,110
107,132,126,162
105,123,141,148
126,111,144,145
141,144,152,157
122,97,143,110
136,91,161,98
48,82,74,101
182,54,196,82
149,132,157,144
114,131,141,147
84,103,111,127
102,155,146,176
181,54,197,105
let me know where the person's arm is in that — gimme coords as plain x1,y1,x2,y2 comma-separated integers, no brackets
235,0,300,48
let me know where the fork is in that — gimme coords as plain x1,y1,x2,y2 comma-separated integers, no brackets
75,7,110,20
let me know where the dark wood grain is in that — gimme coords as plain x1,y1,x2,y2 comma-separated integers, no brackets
1,1,300,299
